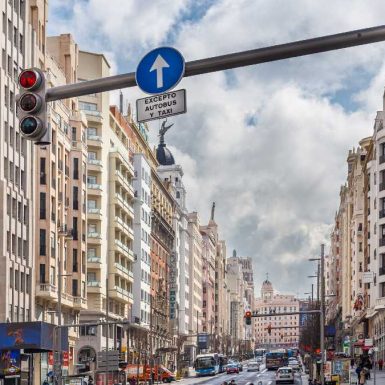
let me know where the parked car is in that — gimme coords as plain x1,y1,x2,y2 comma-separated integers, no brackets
226,364,240,374
247,361,260,372
276,367,294,384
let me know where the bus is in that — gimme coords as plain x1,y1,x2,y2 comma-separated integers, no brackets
265,349,288,370
194,354,219,376
254,348,266,358
218,354,228,373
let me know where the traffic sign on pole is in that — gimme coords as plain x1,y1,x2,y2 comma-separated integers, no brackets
136,47,185,94
136,89,186,123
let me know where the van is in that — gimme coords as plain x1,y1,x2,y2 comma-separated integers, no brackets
276,367,294,384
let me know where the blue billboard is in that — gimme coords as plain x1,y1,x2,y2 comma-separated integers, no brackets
0,322,68,351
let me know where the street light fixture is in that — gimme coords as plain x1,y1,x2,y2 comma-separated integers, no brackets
308,247,325,385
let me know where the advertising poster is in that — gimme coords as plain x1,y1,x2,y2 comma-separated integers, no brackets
0,350,21,375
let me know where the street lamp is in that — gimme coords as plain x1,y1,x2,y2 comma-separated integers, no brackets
308,246,325,385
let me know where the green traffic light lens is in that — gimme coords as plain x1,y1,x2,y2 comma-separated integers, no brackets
20,117,38,135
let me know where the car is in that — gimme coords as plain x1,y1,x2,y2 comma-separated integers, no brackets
232,361,243,372
226,364,240,374
247,361,260,372
276,367,294,384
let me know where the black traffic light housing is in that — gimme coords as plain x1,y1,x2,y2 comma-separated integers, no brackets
245,311,252,325
17,68,50,144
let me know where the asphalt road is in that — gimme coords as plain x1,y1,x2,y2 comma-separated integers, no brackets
178,368,303,385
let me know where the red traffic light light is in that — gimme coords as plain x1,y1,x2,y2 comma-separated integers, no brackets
19,69,42,90
245,311,252,318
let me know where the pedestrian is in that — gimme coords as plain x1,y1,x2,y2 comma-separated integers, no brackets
359,367,366,385
351,358,355,368
379,358,384,370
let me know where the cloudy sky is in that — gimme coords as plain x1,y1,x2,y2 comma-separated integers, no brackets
48,0,385,297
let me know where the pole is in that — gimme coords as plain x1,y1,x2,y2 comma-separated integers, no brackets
106,276,109,385
373,346,376,385
57,246,63,385
317,263,320,304
45,25,385,102
311,284,314,305
320,244,325,385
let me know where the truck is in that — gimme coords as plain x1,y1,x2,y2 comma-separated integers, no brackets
125,364,175,383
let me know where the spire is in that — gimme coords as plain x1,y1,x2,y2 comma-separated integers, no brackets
211,202,216,221
119,90,123,113
159,119,174,144
266,272,269,281
233,249,237,258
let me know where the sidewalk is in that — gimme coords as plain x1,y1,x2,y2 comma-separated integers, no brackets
365,369,385,384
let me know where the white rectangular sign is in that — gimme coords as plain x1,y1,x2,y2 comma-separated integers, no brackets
364,338,373,347
136,89,186,123
362,271,374,283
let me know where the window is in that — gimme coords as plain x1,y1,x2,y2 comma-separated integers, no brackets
73,158,79,179
73,249,78,272
72,279,78,296
9,268,13,288
88,200,96,209
72,218,78,240
72,126,77,142
40,158,46,184
79,101,97,111
88,127,97,137
39,264,45,283
39,229,46,255
50,267,55,285
73,186,78,210
88,151,96,160
87,175,97,184
40,192,46,219
88,248,96,258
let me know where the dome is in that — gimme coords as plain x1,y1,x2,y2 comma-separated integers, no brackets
156,143,175,166
262,279,273,291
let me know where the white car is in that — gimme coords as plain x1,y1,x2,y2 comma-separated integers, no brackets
247,361,260,372
276,367,294,384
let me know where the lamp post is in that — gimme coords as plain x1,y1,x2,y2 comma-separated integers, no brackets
309,244,325,385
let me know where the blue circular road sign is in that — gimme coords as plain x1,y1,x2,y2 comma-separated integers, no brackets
136,47,185,94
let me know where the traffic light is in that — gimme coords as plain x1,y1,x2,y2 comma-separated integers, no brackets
17,68,49,144
267,324,272,335
245,311,252,325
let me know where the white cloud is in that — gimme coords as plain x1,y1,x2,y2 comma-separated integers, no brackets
48,0,385,295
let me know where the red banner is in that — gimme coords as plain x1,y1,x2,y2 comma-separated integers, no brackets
48,352,54,366
63,351,69,368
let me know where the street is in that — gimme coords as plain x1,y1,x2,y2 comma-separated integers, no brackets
178,368,303,385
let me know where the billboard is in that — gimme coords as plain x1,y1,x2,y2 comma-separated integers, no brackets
0,322,68,351
197,333,209,350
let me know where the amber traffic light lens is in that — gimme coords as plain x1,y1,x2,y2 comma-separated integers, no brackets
19,93,39,112
19,70,40,89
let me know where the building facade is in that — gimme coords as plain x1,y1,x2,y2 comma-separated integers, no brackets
254,279,299,349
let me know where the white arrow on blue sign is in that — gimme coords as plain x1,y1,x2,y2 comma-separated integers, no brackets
136,47,185,94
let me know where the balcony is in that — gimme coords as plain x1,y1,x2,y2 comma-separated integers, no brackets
380,210,385,219
115,239,129,255
73,296,87,310
128,248,135,261
380,154,385,164
87,183,103,196
87,232,101,245
379,267,385,276
88,207,102,219
87,280,102,293
87,255,102,266
36,283,58,300
88,158,103,171
380,182,385,192
380,238,385,247
375,297,385,309
87,134,103,147
113,262,131,278
110,285,130,302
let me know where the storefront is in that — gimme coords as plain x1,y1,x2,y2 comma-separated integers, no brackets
0,322,68,385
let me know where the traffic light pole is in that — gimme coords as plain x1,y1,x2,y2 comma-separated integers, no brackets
45,25,385,102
